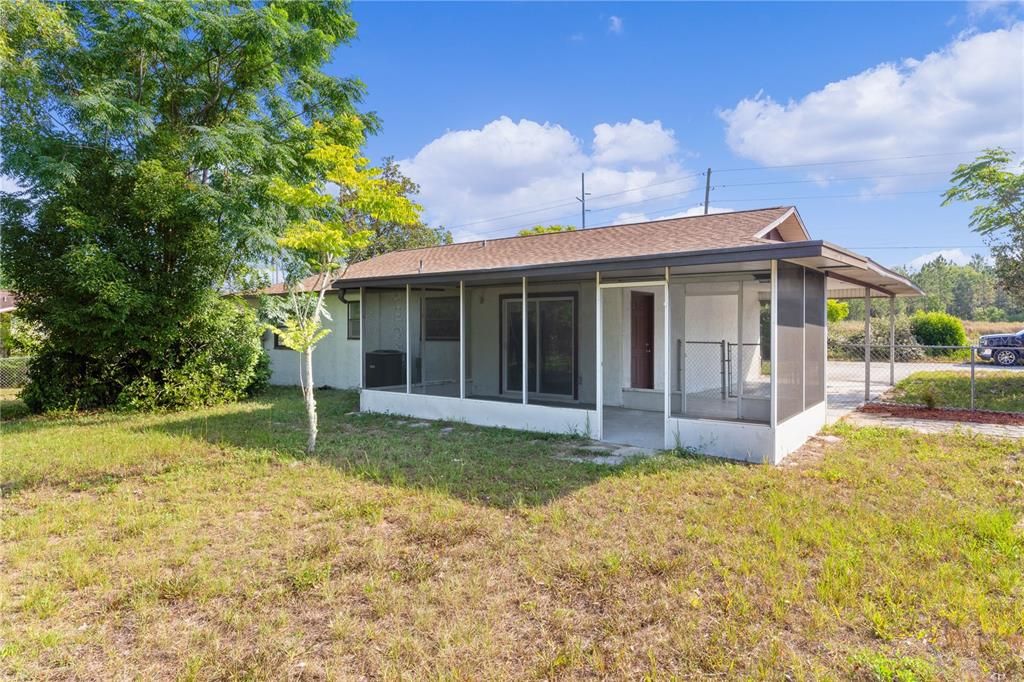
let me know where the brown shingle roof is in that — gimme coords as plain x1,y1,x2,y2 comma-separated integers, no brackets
337,206,798,283
257,272,337,296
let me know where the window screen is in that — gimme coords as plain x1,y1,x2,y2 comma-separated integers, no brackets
804,270,826,407
424,297,460,341
347,301,361,340
776,262,804,422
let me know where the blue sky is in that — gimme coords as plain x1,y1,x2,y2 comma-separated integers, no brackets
332,1,1024,270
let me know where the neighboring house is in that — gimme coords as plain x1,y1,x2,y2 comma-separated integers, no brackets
0,290,19,358
263,206,920,464
0,290,17,314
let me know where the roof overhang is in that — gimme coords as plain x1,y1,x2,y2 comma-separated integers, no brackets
333,239,922,297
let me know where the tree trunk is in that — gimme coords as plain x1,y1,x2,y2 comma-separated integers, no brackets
303,348,317,454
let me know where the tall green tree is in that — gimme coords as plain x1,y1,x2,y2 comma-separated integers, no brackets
943,148,1024,307
1,0,369,410
345,158,450,262
267,131,421,454
518,224,576,236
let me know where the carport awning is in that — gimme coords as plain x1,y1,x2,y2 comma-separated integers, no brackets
786,242,922,298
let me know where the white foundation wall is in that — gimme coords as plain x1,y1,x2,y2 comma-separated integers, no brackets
773,399,827,464
361,390,597,437
665,417,774,463
266,296,361,388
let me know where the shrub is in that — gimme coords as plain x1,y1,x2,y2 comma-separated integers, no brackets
828,315,925,362
117,299,267,410
910,311,967,348
826,299,849,323
21,297,267,413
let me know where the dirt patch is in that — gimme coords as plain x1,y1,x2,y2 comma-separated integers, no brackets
780,434,842,468
860,402,1024,426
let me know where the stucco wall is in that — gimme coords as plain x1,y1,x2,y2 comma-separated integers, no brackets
266,296,361,388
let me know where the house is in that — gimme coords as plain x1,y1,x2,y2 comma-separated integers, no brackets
262,206,920,464
0,290,17,315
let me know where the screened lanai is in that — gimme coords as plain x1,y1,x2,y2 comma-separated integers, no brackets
332,207,920,464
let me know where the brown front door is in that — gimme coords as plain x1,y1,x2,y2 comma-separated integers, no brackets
630,292,654,389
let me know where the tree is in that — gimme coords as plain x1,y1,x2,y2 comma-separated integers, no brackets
267,130,420,454
345,158,451,262
943,148,1024,307
517,224,576,236
1,0,368,410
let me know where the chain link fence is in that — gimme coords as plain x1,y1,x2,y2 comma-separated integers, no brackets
827,343,1023,414
0,355,30,389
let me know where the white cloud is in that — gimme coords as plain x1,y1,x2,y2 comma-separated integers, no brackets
720,25,1024,187
608,15,623,34
593,119,677,165
907,248,972,270
399,117,698,239
967,1,1023,26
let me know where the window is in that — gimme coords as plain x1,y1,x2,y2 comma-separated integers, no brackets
347,300,361,340
272,331,289,350
424,297,460,341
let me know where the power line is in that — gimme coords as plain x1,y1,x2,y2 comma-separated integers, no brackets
714,170,948,189
442,148,1016,236
712,148,1012,173
443,170,706,232
462,186,945,238
712,189,944,203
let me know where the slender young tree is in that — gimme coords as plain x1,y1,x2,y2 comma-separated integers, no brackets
268,128,420,454
943,148,1024,307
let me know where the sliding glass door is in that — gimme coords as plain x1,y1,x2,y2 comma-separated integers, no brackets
503,296,575,399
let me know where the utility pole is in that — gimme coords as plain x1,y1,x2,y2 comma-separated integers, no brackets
576,172,591,228
703,167,712,215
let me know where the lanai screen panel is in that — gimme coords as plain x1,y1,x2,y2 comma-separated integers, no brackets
803,269,826,408
362,287,408,391
776,262,805,422
414,287,461,397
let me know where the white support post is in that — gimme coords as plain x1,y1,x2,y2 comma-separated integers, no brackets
663,267,671,424
521,276,528,406
459,280,466,400
358,286,365,390
405,284,411,394
769,261,778,430
864,289,871,402
595,271,603,441
889,294,896,386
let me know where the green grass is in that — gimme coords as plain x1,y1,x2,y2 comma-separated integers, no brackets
887,370,1024,412
2,388,1022,679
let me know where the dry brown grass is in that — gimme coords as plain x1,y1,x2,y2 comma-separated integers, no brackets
2,389,1022,679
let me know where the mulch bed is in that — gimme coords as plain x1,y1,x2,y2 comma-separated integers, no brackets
860,402,1024,426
